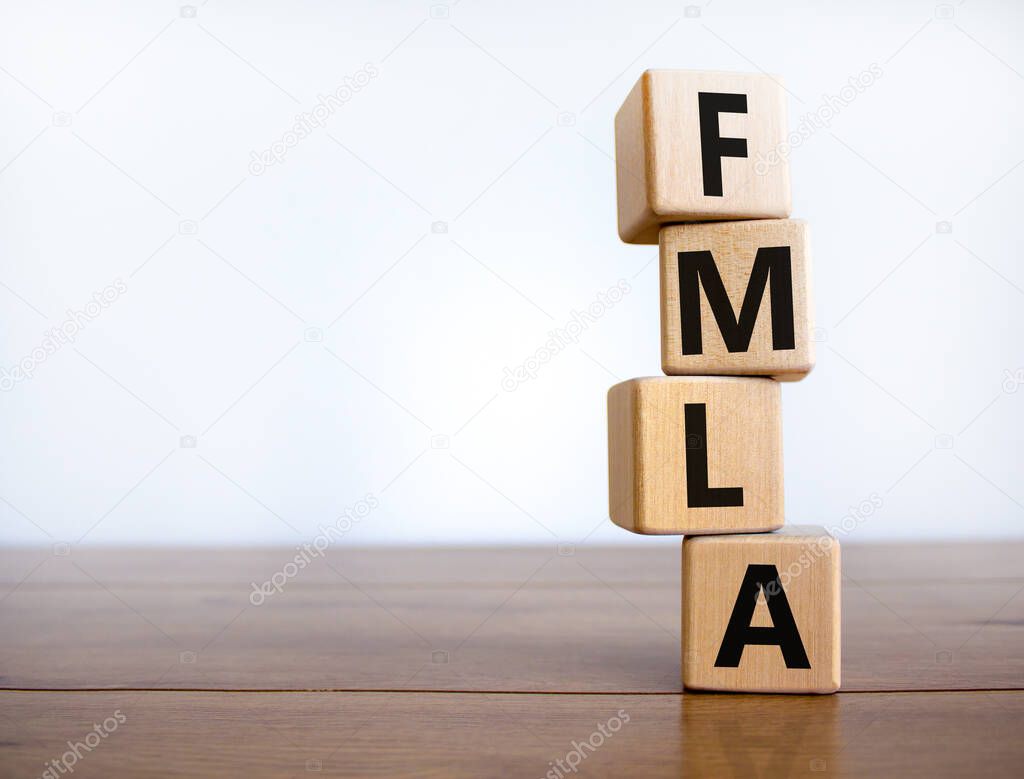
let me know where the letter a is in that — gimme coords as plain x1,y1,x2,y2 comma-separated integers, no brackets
714,564,810,668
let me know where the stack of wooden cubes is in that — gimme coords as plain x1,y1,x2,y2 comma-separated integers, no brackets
608,70,840,694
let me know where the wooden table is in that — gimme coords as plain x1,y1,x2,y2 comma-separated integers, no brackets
1,543,1022,776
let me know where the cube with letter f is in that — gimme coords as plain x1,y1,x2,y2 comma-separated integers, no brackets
615,70,792,244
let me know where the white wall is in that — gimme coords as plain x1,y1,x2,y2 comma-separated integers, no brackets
2,0,1022,546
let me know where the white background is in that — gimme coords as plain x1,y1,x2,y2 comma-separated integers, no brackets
2,0,1022,547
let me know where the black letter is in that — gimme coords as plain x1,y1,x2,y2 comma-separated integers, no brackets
714,564,811,669
684,403,743,508
678,246,795,355
697,92,748,197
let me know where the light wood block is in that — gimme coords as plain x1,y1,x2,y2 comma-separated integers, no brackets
660,219,814,380
607,376,783,535
615,69,792,244
682,526,841,694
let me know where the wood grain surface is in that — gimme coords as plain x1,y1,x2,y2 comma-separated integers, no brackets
2,690,1023,778
1,544,1022,693
1,544,1022,776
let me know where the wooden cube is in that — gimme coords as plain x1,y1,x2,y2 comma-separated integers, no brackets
660,219,814,380
615,69,792,244
607,377,783,535
682,526,841,693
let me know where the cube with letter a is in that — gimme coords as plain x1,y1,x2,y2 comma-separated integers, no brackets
682,526,841,693
615,69,791,244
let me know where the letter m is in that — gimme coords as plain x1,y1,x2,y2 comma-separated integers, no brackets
678,247,795,355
